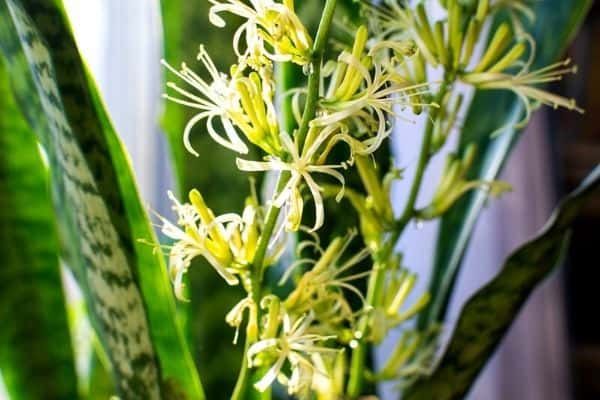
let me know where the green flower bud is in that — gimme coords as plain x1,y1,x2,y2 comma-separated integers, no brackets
356,155,394,223
473,22,513,72
418,145,512,219
487,40,527,73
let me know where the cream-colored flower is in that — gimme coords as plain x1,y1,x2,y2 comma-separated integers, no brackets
462,59,584,130
248,312,337,394
159,189,287,299
236,131,345,232
162,46,249,155
163,45,284,156
159,191,241,299
314,26,433,156
361,0,412,40
209,0,312,66
282,233,370,325
225,296,257,344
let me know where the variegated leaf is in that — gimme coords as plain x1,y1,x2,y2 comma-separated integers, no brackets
0,1,204,398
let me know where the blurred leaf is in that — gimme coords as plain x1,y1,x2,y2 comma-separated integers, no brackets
0,58,78,400
418,0,593,329
0,0,203,398
406,164,600,400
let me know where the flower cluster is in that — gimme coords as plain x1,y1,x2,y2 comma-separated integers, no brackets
157,0,584,397
158,190,283,300
367,0,582,127
209,0,313,66
164,3,436,234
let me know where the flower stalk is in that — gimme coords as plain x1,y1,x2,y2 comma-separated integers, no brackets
157,1,584,398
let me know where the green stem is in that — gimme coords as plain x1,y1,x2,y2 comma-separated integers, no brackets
346,84,449,398
295,0,338,149
230,3,338,397
398,84,449,226
231,336,251,400
346,232,400,398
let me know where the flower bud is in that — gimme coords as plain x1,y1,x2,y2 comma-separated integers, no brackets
448,1,464,68
415,4,438,64
461,19,481,66
487,41,527,73
433,21,448,67
355,155,394,223
260,295,281,339
418,145,512,219
473,22,513,73
475,0,489,21
241,203,259,263
189,189,232,263
285,186,304,232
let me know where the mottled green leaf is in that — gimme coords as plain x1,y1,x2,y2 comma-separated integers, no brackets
419,0,593,329
406,164,600,400
0,0,203,398
0,56,78,400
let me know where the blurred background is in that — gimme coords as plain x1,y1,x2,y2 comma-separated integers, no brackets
2,1,595,399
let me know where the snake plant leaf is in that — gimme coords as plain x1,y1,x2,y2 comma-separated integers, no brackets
0,0,203,398
405,163,600,400
0,59,78,400
418,0,593,329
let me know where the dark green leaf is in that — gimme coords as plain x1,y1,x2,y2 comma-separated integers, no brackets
0,56,78,400
419,0,593,329
0,0,203,398
406,164,600,400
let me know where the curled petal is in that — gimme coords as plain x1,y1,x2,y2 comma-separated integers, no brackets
302,172,325,232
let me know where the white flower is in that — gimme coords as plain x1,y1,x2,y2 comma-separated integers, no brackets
209,0,312,66
314,26,433,156
282,232,371,324
361,0,412,40
317,57,430,155
159,191,243,299
248,312,337,394
163,45,285,156
236,131,346,232
162,46,249,155
462,59,584,130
